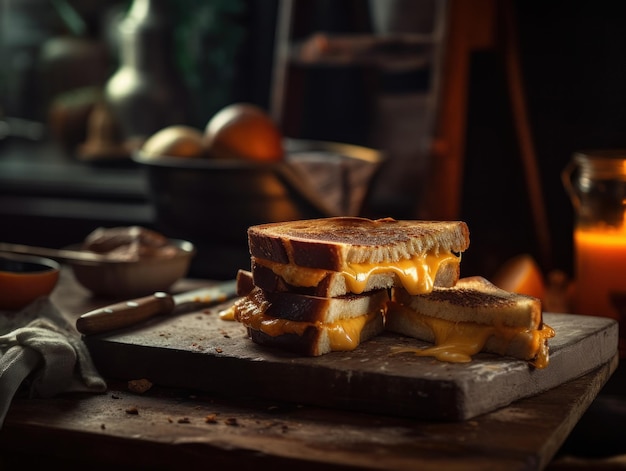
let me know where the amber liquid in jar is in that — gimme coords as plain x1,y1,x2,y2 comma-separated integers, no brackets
563,150,626,357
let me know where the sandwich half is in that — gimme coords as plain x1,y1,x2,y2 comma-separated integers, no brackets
229,272,387,356
386,276,555,368
248,217,470,297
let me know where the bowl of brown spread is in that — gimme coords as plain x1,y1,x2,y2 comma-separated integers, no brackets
69,226,196,298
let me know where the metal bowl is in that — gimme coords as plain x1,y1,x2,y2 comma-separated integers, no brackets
0,253,61,310
68,239,196,298
132,139,383,278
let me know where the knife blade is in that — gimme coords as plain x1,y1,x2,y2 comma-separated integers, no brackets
75,279,238,335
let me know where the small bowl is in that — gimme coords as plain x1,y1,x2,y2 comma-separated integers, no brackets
0,253,61,310
68,239,196,298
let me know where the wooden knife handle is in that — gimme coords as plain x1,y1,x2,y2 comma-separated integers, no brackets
76,292,176,335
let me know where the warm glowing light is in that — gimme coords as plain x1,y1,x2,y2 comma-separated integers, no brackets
574,223,626,320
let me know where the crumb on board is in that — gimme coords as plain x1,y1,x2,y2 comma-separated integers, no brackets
125,407,139,415
128,378,153,394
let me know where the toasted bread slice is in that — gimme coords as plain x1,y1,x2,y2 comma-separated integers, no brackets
392,276,542,329
386,276,555,367
247,217,469,296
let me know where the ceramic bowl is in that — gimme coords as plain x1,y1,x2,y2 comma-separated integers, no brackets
0,253,61,310
68,238,196,298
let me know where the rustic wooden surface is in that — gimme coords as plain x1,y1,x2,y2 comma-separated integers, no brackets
0,269,619,470
1,357,617,471
83,305,618,421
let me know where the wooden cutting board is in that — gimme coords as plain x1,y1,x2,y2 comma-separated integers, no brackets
84,307,618,421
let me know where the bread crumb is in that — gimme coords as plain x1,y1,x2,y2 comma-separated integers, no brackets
125,407,139,415
128,378,153,394
224,417,239,426
205,414,218,424
177,417,191,424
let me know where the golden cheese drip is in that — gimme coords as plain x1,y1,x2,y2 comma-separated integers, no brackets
343,252,458,295
256,251,459,295
530,324,555,369
218,305,236,321
326,314,373,350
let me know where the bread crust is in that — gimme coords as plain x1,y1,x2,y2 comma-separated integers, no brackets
248,217,470,270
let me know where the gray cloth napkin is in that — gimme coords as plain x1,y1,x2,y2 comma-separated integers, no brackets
0,296,107,428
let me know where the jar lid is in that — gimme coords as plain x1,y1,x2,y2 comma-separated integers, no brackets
573,149,626,179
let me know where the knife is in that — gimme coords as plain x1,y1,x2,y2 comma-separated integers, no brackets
76,279,238,335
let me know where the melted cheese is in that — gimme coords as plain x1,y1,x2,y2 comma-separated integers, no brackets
256,251,459,295
233,297,378,351
218,305,236,321
389,304,555,368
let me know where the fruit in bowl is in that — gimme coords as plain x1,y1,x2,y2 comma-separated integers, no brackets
203,103,284,162
139,102,284,163
141,125,205,158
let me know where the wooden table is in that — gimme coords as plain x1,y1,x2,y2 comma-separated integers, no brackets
0,269,619,471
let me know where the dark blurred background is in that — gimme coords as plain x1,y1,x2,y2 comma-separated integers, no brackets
1,0,626,282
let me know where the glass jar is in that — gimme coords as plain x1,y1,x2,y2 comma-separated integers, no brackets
562,149,626,357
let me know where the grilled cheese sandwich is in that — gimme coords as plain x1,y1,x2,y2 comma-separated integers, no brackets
225,218,554,367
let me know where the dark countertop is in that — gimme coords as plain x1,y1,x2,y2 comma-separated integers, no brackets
0,269,622,470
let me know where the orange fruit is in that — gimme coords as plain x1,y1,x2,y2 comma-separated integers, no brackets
204,103,283,162
492,254,546,301
141,125,205,158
